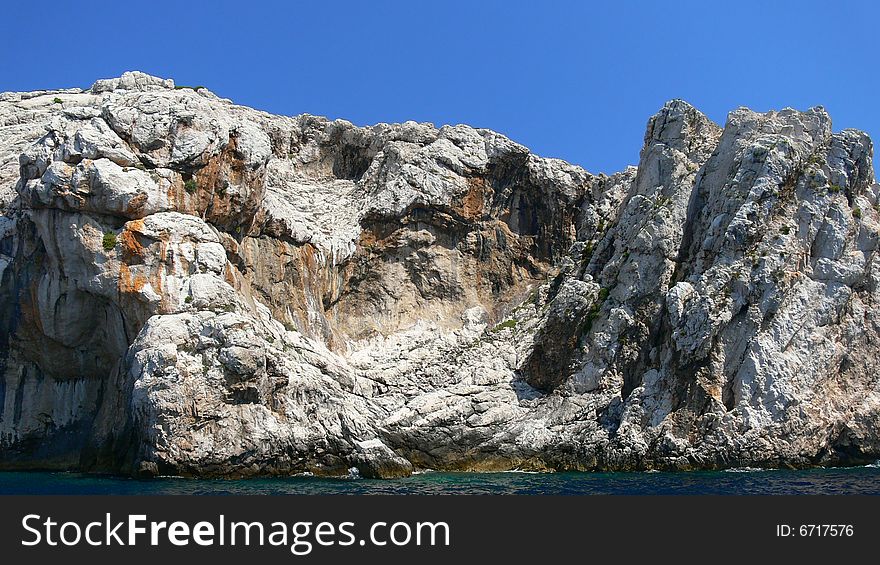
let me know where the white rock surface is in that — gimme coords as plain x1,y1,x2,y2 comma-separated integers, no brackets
0,72,878,476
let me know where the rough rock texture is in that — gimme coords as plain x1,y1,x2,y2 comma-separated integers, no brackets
1,72,878,477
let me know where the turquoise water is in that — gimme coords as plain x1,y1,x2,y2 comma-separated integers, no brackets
2,465,879,494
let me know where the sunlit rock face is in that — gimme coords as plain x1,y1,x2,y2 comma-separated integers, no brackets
0,72,878,477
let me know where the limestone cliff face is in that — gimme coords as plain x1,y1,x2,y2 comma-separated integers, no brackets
0,72,877,477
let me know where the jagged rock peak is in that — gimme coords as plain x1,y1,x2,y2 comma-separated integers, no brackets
91,71,176,93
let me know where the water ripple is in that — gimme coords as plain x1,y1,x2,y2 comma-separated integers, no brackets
2,467,879,495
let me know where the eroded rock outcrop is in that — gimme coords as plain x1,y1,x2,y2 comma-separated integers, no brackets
0,72,877,476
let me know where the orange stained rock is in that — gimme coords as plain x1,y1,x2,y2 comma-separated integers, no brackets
224,262,236,286
118,262,148,294
118,244,164,300
120,220,146,262
459,177,486,220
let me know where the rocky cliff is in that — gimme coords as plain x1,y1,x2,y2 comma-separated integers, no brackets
1,72,877,478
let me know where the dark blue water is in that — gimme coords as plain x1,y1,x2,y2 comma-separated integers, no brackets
2,465,879,495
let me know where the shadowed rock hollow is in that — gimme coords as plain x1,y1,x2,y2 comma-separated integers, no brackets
1,72,878,477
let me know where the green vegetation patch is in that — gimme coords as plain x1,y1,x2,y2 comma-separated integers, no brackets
580,287,611,336
102,231,117,251
492,319,518,332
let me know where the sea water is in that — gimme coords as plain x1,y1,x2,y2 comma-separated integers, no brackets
2,465,879,495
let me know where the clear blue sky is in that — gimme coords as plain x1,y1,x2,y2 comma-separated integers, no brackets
1,0,876,174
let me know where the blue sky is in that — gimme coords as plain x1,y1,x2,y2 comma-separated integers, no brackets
1,0,876,174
